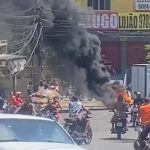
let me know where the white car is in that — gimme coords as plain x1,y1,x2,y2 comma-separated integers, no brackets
0,114,86,150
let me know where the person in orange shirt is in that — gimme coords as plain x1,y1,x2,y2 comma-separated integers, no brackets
117,90,133,106
134,99,150,149
138,98,150,127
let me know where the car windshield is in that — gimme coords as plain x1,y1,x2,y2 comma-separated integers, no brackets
0,119,74,144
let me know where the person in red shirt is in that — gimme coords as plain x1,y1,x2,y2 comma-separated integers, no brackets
11,92,23,108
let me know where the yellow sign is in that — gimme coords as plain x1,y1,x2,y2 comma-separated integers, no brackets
118,12,150,30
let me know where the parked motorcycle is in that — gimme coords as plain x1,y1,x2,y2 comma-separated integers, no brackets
64,112,92,145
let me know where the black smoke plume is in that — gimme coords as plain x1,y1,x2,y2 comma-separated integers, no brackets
1,0,111,98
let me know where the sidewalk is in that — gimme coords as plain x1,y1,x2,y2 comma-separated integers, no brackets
60,100,108,113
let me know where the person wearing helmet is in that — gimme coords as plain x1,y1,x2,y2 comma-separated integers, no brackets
134,92,144,106
15,97,36,115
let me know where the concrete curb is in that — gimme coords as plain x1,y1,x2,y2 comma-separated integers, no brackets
60,100,108,113
60,107,108,113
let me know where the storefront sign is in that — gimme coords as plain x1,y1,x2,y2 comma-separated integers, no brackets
85,12,118,30
84,11,150,31
135,0,150,11
118,12,150,30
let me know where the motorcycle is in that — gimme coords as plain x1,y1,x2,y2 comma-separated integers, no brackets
64,112,92,145
45,110,57,121
131,105,139,127
3,105,16,114
112,113,127,139
134,138,150,150
37,110,57,121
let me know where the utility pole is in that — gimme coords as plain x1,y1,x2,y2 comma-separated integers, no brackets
32,0,42,92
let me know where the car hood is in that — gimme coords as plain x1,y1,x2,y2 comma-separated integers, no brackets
0,142,86,150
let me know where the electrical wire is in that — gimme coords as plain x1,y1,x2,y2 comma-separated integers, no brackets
12,23,38,54
7,26,37,47
0,13,37,19
0,22,34,27
6,23,36,41
15,27,42,76
0,3,38,14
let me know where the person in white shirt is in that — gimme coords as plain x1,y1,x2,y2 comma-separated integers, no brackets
69,95,89,117
38,80,44,92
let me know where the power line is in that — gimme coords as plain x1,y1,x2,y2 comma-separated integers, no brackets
7,25,37,47
15,27,42,76
6,24,36,42
0,13,37,19
0,3,38,13
0,22,34,27
12,23,38,54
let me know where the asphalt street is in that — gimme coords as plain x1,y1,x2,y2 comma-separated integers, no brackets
61,110,138,150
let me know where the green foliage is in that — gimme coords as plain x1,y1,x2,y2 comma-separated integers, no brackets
145,44,150,64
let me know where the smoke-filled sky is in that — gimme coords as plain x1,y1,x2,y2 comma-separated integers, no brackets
0,0,111,98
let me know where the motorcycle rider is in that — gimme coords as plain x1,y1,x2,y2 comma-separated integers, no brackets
111,95,128,133
138,98,150,127
130,92,143,123
69,95,89,117
134,98,150,149
134,92,144,106
40,97,61,121
10,92,23,108
15,97,36,115
68,95,91,136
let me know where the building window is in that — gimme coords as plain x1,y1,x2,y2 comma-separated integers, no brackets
87,0,110,10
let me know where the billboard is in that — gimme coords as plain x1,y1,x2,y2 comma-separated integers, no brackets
135,0,150,11
118,12,150,30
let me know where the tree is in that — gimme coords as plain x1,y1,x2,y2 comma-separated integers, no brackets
145,44,150,64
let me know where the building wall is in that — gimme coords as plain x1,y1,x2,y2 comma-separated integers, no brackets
111,0,134,12
127,42,147,67
75,0,87,7
75,0,134,12
101,42,121,73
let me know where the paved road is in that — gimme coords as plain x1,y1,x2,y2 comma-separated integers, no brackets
61,110,138,150
82,110,137,150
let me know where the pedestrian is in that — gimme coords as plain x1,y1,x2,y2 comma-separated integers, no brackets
27,81,33,96
38,80,44,92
